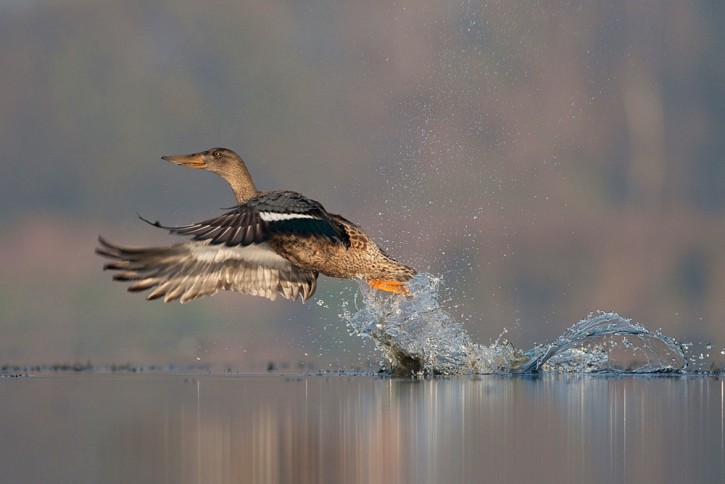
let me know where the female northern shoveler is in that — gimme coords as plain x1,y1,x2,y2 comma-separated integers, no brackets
97,148,416,303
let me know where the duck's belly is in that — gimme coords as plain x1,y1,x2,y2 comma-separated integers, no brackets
268,235,370,279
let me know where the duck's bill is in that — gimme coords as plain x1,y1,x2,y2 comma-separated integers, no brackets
161,153,206,169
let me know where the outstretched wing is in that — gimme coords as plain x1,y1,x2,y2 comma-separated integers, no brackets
142,191,350,248
96,236,318,303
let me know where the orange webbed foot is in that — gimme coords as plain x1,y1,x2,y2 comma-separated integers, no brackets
368,279,411,296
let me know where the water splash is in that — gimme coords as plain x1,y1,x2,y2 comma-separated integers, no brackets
342,273,688,376
519,312,688,373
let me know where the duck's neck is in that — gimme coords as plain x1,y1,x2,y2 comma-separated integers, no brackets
224,163,259,204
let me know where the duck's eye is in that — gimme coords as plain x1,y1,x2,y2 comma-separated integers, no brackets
212,151,221,159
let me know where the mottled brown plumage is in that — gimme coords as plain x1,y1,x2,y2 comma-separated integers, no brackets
97,147,415,303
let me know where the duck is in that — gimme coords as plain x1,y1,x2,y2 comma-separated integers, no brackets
96,147,416,303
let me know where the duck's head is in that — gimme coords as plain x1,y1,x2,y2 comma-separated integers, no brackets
162,147,244,176
162,147,258,203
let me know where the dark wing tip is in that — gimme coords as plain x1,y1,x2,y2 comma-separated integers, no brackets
137,213,167,229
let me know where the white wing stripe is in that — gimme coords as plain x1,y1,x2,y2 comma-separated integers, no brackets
258,212,318,222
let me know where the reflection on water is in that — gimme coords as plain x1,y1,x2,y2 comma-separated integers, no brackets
1,374,723,484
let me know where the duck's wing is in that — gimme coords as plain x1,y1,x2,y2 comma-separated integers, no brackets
96,236,318,303
143,191,350,248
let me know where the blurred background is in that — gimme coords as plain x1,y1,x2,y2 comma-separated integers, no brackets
1,1,723,371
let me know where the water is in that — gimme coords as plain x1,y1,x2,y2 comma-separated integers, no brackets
1,373,723,484
343,273,689,376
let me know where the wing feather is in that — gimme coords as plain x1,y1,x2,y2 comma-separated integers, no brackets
96,236,318,303
140,190,350,248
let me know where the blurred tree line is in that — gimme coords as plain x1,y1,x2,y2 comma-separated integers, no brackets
0,1,723,368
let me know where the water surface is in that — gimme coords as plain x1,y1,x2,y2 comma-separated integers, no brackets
1,373,722,484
